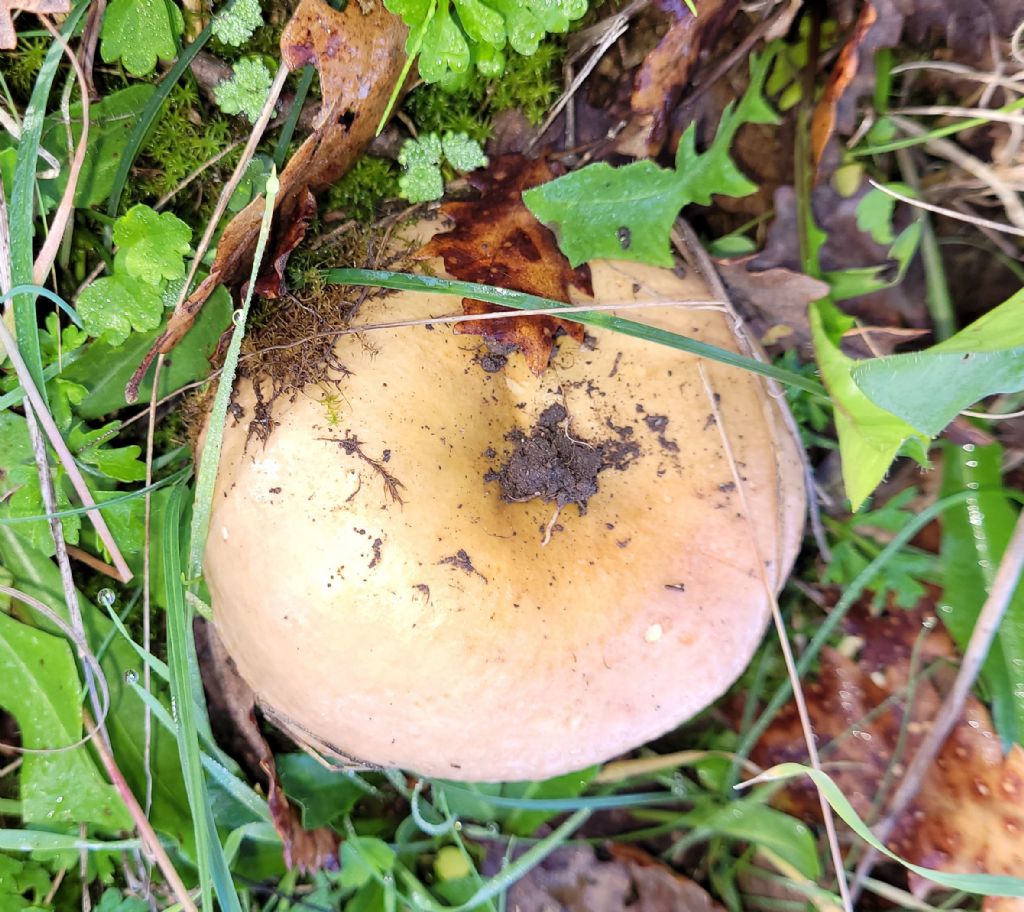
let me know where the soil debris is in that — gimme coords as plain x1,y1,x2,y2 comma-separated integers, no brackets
320,432,405,504
486,404,643,514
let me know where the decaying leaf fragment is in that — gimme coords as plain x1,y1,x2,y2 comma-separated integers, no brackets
128,0,407,400
196,622,341,873
0,0,69,49
614,0,739,159
505,844,724,912
753,601,1024,909
419,155,592,374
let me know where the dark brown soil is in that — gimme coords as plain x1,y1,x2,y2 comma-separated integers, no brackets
486,404,639,514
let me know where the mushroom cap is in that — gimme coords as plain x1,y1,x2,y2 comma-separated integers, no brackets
205,231,805,781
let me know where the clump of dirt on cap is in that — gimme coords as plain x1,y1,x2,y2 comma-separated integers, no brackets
486,404,641,514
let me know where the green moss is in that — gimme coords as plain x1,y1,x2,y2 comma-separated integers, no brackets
325,155,400,223
490,41,562,124
6,37,50,97
403,36,564,141
133,80,236,204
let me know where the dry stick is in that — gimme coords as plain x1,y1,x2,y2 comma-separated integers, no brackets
888,113,1024,229
33,17,91,285
65,545,122,580
82,709,199,912
866,179,1024,238
155,141,244,211
527,14,629,152
670,221,833,564
698,362,853,912
164,64,290,345
850,510,1024,900
22,403,110,750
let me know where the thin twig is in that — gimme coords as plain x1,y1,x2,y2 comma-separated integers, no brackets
65,545,122,579
888,113,1024,229
142,354,163,827
528,15,629,152
850,510,1024,899
22,403,109,749
34,17,91,285
83,710,199,912
164,64,290,355
698,364,853,912
867,179,1024,238
155,141,244,211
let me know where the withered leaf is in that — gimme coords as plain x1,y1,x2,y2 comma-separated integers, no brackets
128,0,407,401
505,844,723,912
419,155,592,375
614,0,739,160
752,601,1024,909
0,0,68,49
196,622,341,873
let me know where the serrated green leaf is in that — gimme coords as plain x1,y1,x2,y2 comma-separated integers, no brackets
100,0,184,76
939,441,1024,745
94,888,149,912
211,0,262,46
489,0,543,55
0,413,80,553
214,56,273,123
0,612,131,830
852,287,1024,437
524,49,778,267
68,423,147,483
113,205,192,285
809,300,929,510
77,275,164,346
62,286,232,418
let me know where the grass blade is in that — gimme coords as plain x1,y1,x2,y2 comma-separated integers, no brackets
323,269,827,397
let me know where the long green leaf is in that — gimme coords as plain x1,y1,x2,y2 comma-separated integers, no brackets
940,441,1024,745
9,4,88,405
163,484,242,912
323,269,826,396
851,287,1024,437
753,763,1024,897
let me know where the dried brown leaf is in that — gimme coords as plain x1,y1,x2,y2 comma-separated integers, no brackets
505,844,724,912
614,0,739,160
197,622,341,873
128,0,407,399
752,601,1024,909
418,155,592,374
0,0,68,49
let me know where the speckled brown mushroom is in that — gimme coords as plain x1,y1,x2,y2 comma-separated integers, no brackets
203,219,806,781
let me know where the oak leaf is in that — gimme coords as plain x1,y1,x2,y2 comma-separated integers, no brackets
418,155,592,374
752,600,1024,909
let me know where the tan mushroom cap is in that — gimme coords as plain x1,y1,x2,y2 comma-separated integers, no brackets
205,235,806,781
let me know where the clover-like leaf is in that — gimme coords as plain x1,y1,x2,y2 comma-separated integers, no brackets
211,0,262,46
113,205,192,285
100,0,184,76
442,131,488,171
214,56,273,123
77,274,164,347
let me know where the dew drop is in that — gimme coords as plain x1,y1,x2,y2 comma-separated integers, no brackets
939,604,953,614
55,795,64,803
124,669,138,684
963,443,976,453
965,460,979,468
922,616,937,629
97,588,116,608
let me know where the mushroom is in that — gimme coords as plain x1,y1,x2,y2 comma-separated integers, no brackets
203,218,806,782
